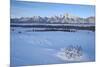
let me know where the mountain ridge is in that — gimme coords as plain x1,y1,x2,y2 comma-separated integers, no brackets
11,13,95,24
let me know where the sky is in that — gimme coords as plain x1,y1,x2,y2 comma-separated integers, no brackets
11,0,95,18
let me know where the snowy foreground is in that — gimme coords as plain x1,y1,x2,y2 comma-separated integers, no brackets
10,28,95,66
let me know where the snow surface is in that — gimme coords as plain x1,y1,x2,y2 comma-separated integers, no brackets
10,28,95,66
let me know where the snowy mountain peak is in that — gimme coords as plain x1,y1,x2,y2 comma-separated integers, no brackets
63,13,79,19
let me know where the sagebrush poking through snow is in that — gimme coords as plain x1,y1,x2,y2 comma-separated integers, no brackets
62,45,83,59
56,45,85,61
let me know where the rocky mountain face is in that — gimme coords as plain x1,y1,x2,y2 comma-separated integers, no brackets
11,13,95,24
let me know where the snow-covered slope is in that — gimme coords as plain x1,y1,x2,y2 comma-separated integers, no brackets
10,29,95,66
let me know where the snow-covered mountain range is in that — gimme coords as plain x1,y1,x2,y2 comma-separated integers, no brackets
11,13,95,24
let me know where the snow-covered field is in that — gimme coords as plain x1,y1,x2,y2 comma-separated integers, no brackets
10,28,95,66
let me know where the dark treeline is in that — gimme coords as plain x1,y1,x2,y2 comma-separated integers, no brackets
11,24,95,32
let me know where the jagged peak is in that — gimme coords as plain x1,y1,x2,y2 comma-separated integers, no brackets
63,13,80,19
